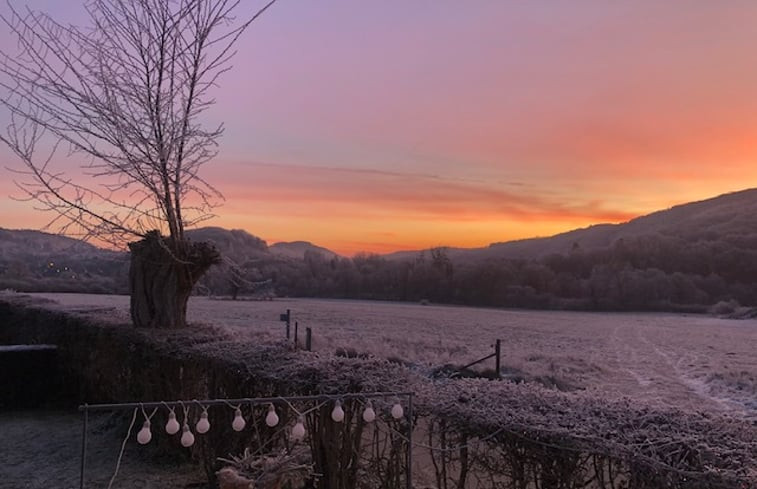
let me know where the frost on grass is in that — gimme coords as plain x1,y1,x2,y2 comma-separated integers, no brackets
28,294,757,415
112,318,757,487
5,294,756,488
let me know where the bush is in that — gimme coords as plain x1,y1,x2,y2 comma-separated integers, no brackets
710,299,740,315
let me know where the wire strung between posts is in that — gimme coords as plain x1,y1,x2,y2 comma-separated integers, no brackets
220,398,329,418
347,398,499,454
278,397,329,418
181,401,191,423
79,391,413,411
140,405,159,422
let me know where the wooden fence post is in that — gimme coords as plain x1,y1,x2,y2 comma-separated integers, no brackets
279,309,291,339
305,327,312,351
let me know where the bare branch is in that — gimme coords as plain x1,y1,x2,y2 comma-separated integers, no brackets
0,0,277,247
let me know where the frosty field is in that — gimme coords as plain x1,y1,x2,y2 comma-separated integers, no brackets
33,293,757,419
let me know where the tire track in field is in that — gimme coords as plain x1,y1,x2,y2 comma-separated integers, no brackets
610,324,652,389
609,323,729,412
637,330,752,415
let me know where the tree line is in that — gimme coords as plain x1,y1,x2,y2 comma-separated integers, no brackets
219,232,756,312
4,230,755,313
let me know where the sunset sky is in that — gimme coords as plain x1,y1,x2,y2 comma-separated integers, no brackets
1,1,757,255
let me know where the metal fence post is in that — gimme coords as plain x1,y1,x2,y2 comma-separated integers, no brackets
407,392,414,489
294,321,299,349
80,405,88,489
495,339,501,379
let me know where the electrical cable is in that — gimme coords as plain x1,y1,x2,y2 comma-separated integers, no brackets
107,408,138,489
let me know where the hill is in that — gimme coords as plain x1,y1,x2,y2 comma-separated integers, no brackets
269,241,340,260
0,227,280,296
286,188,757,311
185,227,269,263
481,188,757,259
385,188,757,262
4,188,757,311
0,228,103,258
0,228,127,294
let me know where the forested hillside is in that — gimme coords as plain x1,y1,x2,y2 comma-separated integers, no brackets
269,232,754,311
0,228,127,293
268,189,757,311
3,189,757,312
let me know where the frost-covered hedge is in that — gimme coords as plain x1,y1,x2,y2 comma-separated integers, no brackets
0,295,754,489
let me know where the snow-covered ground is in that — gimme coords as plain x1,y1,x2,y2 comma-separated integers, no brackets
5,293,755,488
32,293,757,417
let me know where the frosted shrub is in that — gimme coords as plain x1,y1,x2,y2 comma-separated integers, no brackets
710,299,739,315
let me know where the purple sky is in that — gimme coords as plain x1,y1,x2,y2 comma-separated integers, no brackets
2,1,757,254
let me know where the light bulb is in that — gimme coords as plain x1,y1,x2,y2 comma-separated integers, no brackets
165,411,180,435
331,401,345,423
265,404,279,427
137,420,152,445
180,424,195,447
362,402,376,423
196,411,210,434
291,417,306,441
391,402,404,420
232,408,246,432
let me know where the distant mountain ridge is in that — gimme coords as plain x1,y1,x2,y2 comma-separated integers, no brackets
3,188,757,310
185,227,270,263
0,227,343,265
270,241,339,260
0,228,102,258
2,188,757,262
0,226,343,296
383,188,757,262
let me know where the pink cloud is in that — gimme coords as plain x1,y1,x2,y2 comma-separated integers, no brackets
217,162,638,224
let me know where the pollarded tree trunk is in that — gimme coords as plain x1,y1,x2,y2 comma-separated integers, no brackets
128,231,220,328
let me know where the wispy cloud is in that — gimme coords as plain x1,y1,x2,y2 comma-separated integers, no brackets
3,0,757,255
219,161,637,223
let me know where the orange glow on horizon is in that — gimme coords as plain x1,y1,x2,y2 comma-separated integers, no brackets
2,2,757,256
217,199,648,257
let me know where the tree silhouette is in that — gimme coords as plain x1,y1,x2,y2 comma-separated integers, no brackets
0,0,277,327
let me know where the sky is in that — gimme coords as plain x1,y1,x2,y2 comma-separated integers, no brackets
1,1,757,255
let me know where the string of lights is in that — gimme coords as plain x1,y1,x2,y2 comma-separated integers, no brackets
83,391,741,489
115,396,407,447
78,391,414,489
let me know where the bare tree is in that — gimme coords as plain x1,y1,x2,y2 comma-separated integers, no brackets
0,0,277,327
